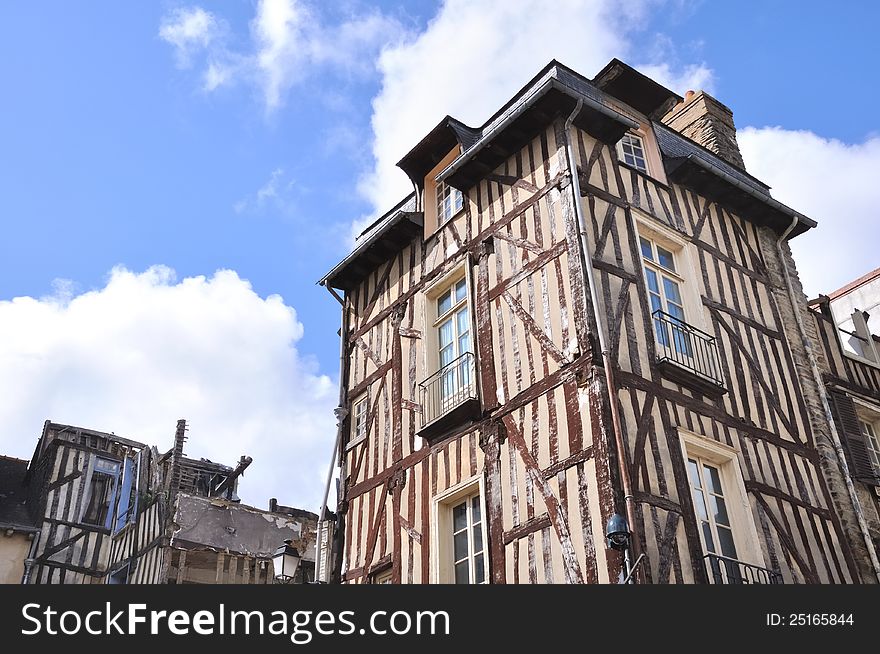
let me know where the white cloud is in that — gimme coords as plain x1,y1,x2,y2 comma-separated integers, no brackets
160,0,409,110
739,128,880,297
159,7,222,68
234,167,298,214
358,0,713,231
0,266,336,510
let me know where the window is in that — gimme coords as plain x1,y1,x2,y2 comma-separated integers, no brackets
450,493,486,584
107,564,130,585
82,458,120,529
348,393,369,449
641,235,688,356
679,432,770,583
372,569,392,585
618,133,648,173
434,276,472,413
436,181,464,225
433,479,487,584
860,420,880,475
688,457,738,561
837,309,879,364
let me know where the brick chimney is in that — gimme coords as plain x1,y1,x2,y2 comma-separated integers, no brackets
661,90,746,170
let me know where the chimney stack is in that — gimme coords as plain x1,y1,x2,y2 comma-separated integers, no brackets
662,90,746,170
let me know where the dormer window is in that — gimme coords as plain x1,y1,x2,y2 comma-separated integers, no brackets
618,133,648,173
437,181,463,225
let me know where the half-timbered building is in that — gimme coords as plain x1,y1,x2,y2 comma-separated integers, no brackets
3,419,317,583
320,58,878,584
809,269,880,577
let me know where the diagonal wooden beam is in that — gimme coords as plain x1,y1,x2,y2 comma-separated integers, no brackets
501,291,568,365
501,414,584,584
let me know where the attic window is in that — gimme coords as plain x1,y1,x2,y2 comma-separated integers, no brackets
618,133,648,174
437,181,463,225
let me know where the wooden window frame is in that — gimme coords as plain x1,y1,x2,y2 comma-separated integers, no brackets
80,457,121,529
615,124,668,185
678,430,764,568
346,391,369,451
421,258,479,398
634,213,706,334
431,476,487,584
854,398,880,477
423,146,464,238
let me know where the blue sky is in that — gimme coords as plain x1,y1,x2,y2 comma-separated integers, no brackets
1,1,879,509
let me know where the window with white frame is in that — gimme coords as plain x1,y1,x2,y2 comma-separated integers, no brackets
434,481,487,584
688,456,738,561
349,393,369,448
618,133,648,173
436,181,464,225
859,419,880,475
640,235,690,355
372,568,392,584
431,276,473,414
680,432,768,583
450,492,485,584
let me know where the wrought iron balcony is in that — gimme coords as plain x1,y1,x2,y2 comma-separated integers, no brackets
418,352,479,436
652,310,725,393
704,553,783,584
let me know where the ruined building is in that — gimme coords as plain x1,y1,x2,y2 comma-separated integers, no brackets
0,419,317,584
319,58,880,584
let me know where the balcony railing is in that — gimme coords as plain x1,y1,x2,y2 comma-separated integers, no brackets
419,352,478,427
652,310,724,390
704,553,783,584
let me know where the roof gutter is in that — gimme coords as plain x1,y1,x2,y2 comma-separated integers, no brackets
437,76,639,184
682,153,816,231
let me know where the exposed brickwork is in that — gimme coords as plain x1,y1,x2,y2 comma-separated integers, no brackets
662,91,746,170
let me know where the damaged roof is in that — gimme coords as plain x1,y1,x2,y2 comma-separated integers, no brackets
170,494,316,559
0,456,36,531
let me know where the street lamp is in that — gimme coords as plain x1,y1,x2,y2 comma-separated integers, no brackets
272,539,301,584
605,513,630,551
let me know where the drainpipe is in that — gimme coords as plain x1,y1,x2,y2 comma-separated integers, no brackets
563,101,640,580
316,283,350,582
776,216,880,583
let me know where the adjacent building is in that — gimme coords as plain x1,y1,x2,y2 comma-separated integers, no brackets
1,419,317,584
320,58,879,584
809,269,880,571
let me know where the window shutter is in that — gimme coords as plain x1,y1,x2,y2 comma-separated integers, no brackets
829,390,879,486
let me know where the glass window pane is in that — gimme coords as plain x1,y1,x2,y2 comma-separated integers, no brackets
704,464,723,495
663,277,682,304
649,293,663,313
471,495,481,522
474,553,485,583
454,560,470,584
456,307,469,334
440,345,454,367
473,525,483,553
640,237,653,261
692,488,708,521
701,521,716,554
688,459,701,489
657,246,675,271
458,334,470,355
667,302,685,321
439,319,453,347
711,495,731,527
452,502,467,531
717,526,738,559
438,291,452,316
453,530,469,560
645,268,659,293
455,279,467,302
